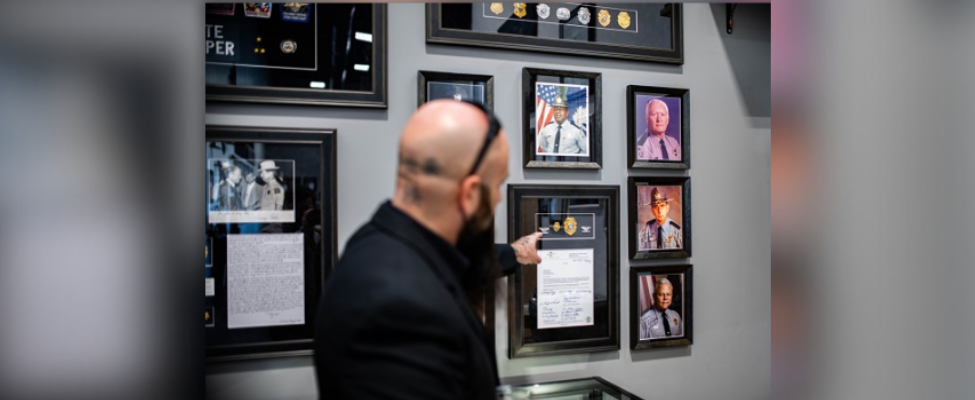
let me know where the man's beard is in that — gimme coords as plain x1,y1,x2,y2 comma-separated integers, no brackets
455,183,501,321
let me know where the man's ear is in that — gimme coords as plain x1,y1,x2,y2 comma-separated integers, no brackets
458,174,482,218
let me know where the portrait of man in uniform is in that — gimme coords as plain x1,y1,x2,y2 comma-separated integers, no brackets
637,185,683,251
635,95,681,162
637,274,685,340
535,82,589,157
258,160,285,211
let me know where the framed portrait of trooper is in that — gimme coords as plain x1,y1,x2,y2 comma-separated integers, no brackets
205,4,387,107
523,68,602,169
507,184,620,358
628,177,691,260
630,265,693,350
627,85,690,169
417,70,494,110
205,125,337,361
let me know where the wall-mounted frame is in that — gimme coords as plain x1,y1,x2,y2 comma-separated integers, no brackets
627,85,690,169
507,184,620,358
427,3,683,64
205,125,337,361
417,70,494,110
523,68,602,169
628,177,691,260
630,264,693,350
206,4,387,108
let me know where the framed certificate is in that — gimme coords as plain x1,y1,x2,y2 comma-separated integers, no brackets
206,4,387,107
628,176,691,260
507,184,620,358
427,3,683,64
630,264,693,350
523,68,602,169
205,125,337,361
417,70,494,110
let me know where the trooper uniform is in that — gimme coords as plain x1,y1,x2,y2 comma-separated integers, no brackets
638,187,683,250
537,95,587,155
258,160,285,211
637,132,681,161
639,307,683,339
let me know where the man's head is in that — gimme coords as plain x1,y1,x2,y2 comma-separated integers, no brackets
648,187,671,225
553,95,569,125
228,166,243,184
245,171,256,183
259,160,280,183
653,278,674,311
645,99,670,137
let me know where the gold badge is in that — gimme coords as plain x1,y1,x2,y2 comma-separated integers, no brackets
564,216,578,236
513,3,527,18
553,221,561,232
673,318,678,326
618,11,631,29
667,235,674,243
597,9,611,27
490,3,503,15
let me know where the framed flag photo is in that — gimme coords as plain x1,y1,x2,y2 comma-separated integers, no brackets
627,85,690,169
628,176,691,260
630,264,693,350
523,68,602,169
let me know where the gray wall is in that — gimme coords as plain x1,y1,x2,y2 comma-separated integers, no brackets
205,3,770,400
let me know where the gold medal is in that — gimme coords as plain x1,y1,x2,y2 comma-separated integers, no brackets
564,216,578,236
618,11,631,29
553,221,561,232
597,9,611,27
490,3,503,15
513,3,527,18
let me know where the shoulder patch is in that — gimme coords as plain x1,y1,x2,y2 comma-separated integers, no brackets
669,220,681,229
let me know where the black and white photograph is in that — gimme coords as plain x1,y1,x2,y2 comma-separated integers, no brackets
630,265,692,350
207,158,296,224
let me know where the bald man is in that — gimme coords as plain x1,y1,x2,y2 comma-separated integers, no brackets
314,100,541,400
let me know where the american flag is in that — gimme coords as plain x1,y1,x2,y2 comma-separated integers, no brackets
536,84,559,133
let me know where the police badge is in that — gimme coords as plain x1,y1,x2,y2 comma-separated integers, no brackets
617,11,631,29
490,3,504,15
513,3,527,18
556,7,570,21
597,9,611,27
564,216,578,236
553,221,561,232
577,7,591,24
536,3,550,20
280,39,297,54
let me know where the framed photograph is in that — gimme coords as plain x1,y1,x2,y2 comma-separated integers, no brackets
628,177,691,260
630,265,693,350
427,3,683,64
205,125,337,361
206,4,387,108
523,68,602,169
627,85,690,169
507,184,620,358
417,70,494,110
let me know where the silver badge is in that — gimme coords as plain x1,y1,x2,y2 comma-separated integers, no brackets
280,39,296,54
536,3,550,20
577,7,591,24
556,7,570,21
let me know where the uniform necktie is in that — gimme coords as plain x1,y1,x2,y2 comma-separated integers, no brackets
657,226,663,248
553,125,562,153
661,310,672,335
659,139,669,160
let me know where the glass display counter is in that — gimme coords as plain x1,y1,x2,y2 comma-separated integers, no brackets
504,376,644,400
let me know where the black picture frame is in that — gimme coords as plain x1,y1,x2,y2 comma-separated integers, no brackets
507,184,620,358
206,4,387,108
630,265,693,350
426,3,684,64
523,68,602,169
205,125,337,362
417,70,495,110
627,85,690,169
628,176,691,260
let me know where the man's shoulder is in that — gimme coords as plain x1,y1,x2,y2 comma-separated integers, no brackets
668,220,682,230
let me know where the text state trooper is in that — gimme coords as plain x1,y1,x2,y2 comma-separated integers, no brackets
639,277,683,339
537,94,587,155
638,187,683,250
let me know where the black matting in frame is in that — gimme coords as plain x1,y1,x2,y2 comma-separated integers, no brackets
427,3,683,64
417,70,495,110
523,67,602,170
628,176,691,260
205,125,337,361
206,3,387,108
507,184,619,358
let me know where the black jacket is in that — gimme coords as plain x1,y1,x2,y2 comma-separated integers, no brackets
314,201,514,399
